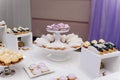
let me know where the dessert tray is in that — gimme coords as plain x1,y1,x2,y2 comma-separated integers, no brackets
6,26,30,35
0,49,24,77
24,61,54,78
34,23,83,61
83,39,118,55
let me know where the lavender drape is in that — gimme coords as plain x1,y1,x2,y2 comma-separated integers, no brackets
89,0,120,49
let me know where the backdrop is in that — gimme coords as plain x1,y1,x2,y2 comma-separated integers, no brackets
89,0,120,49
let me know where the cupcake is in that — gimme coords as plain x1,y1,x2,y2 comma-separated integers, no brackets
98,39,105,44
0,20,6,26
91,40,97,45
61,35,67,43
83,41,90,48
6,28,12,34
0,54,11,65
11,55,19,63
36,38,50,48
46,34,54,42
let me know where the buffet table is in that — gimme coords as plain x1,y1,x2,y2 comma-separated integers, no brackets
0,45,120,80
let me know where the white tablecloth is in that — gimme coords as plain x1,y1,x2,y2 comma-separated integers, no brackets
0,46,120,80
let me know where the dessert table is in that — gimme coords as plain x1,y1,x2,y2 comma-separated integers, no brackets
0,45,120,80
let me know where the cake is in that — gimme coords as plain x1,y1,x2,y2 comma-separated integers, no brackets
46,23,70,31
0,49,23,66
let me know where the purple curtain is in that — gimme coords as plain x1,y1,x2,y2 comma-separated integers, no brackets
89,0,120,49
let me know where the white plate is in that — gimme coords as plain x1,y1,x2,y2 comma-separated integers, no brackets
24,62,55,78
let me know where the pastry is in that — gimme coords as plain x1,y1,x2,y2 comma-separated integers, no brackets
40,66,49,73
35,33,83,51
29,62,50,75
98,39,105,44
104,42,118,52
61,35,67,43
69,42,81,49
35,38,50,48
46,34,55,42
11,55,19,63
12,27,30,35
32,68,42,75
59,76,68,80
0,49,23,66
29,64,37,70
46,23,70,31
53,74,78,80
66,33,78,42
0,20,6,26
22,47,29,51
67,73,77,80
83,41,90,48
91,40,97,45
18,41,24,47
6,28,12,34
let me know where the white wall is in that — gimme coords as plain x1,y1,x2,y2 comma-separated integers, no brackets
0,0,31,29
32,0,91,22
31,0,91,40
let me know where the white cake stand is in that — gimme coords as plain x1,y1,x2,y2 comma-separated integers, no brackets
0,58,23,77
0,65,15,77
41,29,78,61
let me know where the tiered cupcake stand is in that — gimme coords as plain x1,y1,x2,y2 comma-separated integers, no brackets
0,65,15,77
42,29,78,61
6,32,33,51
